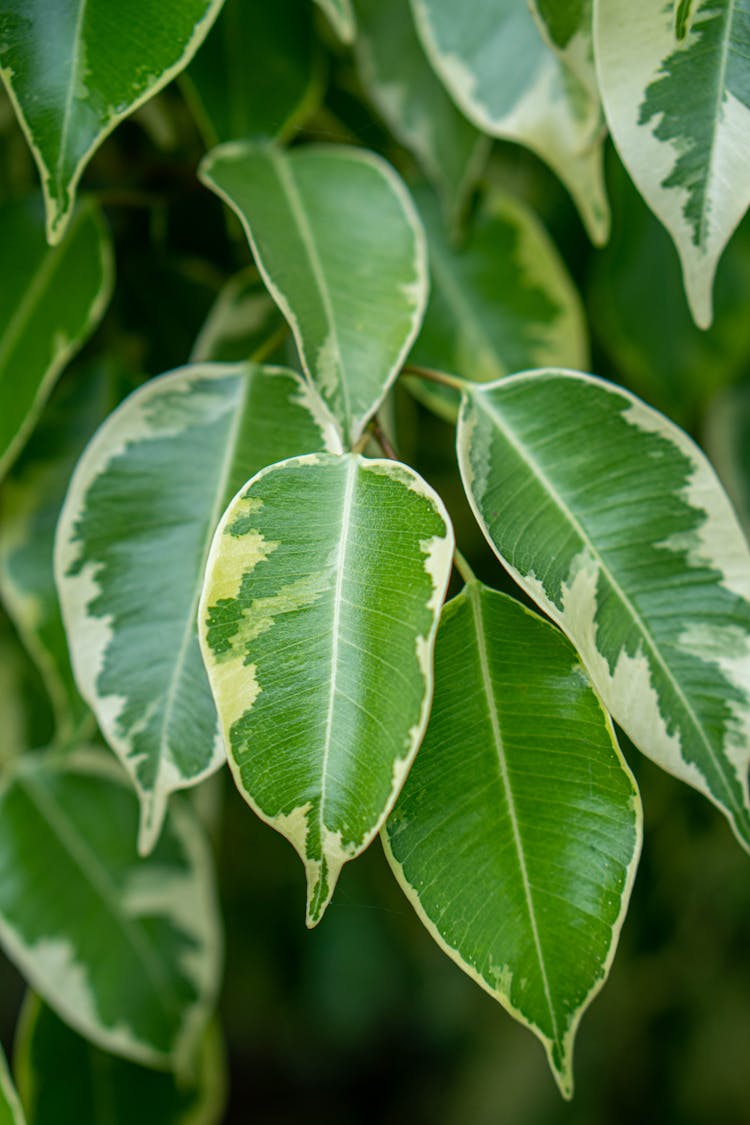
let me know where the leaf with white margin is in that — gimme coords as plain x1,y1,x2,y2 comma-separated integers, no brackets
199,143,428,447
0,1043,25,1125
353,0,489,228
313,0,355,43
409,188,588,420
56,363,337,854
410,0,609,244
0,752,221,1068
594,0,750,329
199,452,453,926
190,269,284,365
0,0,224,243
14,995,225,1125
384,581,641,1098
457,369,750,851
529,0,599,112
705,382,750,538
0,198,112,481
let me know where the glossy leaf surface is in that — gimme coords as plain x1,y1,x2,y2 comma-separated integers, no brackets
200,143,428,446
0,0,224,242
385,582,641,1096
200,452,453,925
0,199,112,480
458,370,750,850
0,754,220,1067
56,363,335,853
594,0,750,327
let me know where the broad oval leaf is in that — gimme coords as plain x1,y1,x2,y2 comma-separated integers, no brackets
313,0,355,43
0,198,112,480
56,363,337,853
353,0,489,228
411,0,609,244
0,753,221,1068
409,188,588,420
199,143,428,447
457,369,750,851
14,995,225,1125
190,269,284,365
594,0,750,328
0,1043,24,1125
199,452,454,926
384,581,641,1097
0,0,224,243
184,0,320,147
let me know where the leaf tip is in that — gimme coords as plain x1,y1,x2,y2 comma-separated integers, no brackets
137,790,167,857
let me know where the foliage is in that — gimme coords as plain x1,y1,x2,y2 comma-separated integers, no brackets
0,0,749,1119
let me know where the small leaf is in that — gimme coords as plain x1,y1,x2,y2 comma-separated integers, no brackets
0,0,224,243
594,0,750,328
0,1042,25,1125
457,369,750,850
705,381,750,538
199,452,453,926
0,753,221,1068
199,143,428,447
56,363,336,853
384,582,641,1097
409,188,588,420
0,199,112,480
353,0,489,227
190,269,284,364
313,0,355,43
184,0,321,146
14,995,225,1125
411,0,609,243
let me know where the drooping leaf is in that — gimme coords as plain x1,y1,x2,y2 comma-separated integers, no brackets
0,198,112,480
0,0,224,243
190,269,284,364
0,1042,24,1125
313,0,355,43
410,0,609,243
457,369,750,851
705,381,750,537
56,363,337,854
14,995,225,1125
594,0,750,328
353,0,489,227
199,143,428,447
384,581,641,1097
0,753,221,1067
409,188,588,419
184,0,320,147
199,452,453,926
0,361,115,744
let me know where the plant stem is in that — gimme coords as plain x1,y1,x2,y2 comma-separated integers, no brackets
402,364,466,391
453,548,477,585
370,416,399,460
250,323,290,364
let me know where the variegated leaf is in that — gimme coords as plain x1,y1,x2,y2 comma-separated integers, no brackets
409,188,588,420
14,995,225,1125
0,198,112,480
0,0,224,243
199,143,428,447
184,0,320,147
529,0,599,109
594,0,750,328
199,452,453,926
411,0,609,244
353,0,490,228
384,581,641,1097
0,753,221,1068
313,0,355,42
705,382,750,537
190,269,284,364
457,369,750,850
56,363,336,854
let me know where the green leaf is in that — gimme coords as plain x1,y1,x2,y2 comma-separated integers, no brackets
457,369,750,851
0,362,114,744
0,198,112,480
0,1043,25,1125
313,0,355,43
14,995,225,1125
199,143,428,447
56,363,336,854
353,0,489,228
190,269,284,364
384,581,641,1097
409,188,588,420
0,753,221,1068
199,452,453,925
184,0,320,146
410,0,609,243
0,0,224,243
530,0,599,107
593,0,750,328
705,381,750,538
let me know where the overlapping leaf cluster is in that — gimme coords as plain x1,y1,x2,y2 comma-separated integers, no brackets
0,0,749,1116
